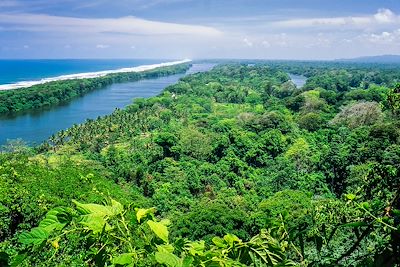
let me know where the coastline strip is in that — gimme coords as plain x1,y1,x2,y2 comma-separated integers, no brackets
0,59,191,91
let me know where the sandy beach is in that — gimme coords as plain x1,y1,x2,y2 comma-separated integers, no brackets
0,59,191,91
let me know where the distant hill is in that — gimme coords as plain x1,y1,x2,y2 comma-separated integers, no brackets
335,55,400,63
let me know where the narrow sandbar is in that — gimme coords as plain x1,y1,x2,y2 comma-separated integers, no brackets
0,59,191,91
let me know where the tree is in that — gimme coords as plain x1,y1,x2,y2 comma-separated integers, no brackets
155,132,179,158
330,101,383,129
387,83,400,115
298,112,325,131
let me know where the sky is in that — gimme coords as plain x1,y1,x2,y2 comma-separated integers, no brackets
0,0,399,59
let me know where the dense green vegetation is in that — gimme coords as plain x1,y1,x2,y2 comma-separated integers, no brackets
1,62,400,266
0,63,190,114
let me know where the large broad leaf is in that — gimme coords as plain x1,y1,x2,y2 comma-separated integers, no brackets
73,199,122,233
80,214,112,234
135,207,156,223
39,207,71,232
73,200,123,217
109,199,124,215
73,201,111,216
224,234,241,247
155,251,181,267
19,227,49,245
186,241,205,256
157,244,175,253
212,237,227,248
147,220,169,243
112,253,133,266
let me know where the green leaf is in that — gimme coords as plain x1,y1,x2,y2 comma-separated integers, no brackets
80,214,111,234
73,200,122,217
186,241,205,256
182,256,194,267
345,193,356,201
19,228,49,245
110,199,124,215
155,251,180,267
57,211,73,224
340,221,368,228
361,202,370,210
73,199,122,234
112,253,133,266
157,244,175,253
135,207,156,223
39,207,70,232
249,247,282,266
147,220,169,243
10,253,27,267
73,201,110,215
212,237,227,248
224,233,241,246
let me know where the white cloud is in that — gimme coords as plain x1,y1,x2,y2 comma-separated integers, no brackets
96,44,109,49
360,29,400,44
0,13,222,37
23,45,29,49
374,8,397,23
272,9,400,29
0,5,398,59
261,40,270,48
243,38,253,47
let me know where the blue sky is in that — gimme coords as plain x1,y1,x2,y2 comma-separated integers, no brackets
0,0,399,59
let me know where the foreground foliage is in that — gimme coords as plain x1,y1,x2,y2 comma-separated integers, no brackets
11,199,297,266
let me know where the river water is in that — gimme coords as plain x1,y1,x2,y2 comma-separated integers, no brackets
288,74,307,88
0,63,214,146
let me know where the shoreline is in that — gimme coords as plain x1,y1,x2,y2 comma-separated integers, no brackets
0,59,191,91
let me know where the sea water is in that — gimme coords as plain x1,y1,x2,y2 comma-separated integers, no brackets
0,59,167,85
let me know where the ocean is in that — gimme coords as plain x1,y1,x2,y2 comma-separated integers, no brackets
0,59,168,85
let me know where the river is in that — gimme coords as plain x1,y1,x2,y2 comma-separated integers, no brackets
288,74,307,88
0,63,214,146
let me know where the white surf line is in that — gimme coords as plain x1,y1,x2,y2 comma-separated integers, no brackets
0,59,192,91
